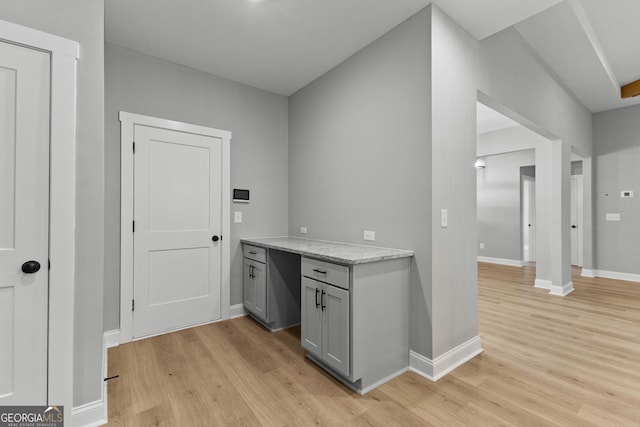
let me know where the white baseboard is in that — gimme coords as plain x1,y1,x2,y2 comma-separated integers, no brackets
478,256,524,267
409,335,483,382
550,281,574,297
229,303,247,319
581,269,595,278
104,329,120,349
534,279,551,290
72,399,107,427
72,332,109,426
591,270,640,283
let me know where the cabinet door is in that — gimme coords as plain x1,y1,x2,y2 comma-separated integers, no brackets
243,259,254,312
252,261,267,321
322,284,350,377
301,277,322,358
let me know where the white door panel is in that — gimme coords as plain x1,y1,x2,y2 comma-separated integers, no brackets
0,41,50,404
570,176,583,267
133,125,222,338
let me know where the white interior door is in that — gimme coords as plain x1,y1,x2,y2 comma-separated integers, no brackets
523,177,536,263
133,125,222,338
0,41,50,404
570,175,583,267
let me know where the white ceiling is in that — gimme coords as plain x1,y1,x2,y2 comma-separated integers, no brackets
516,0,640,112
105,0,640,112
105,0,432,96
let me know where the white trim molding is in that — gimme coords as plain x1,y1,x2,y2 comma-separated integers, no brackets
410,336,483,382
119,112,232,344
72,399,107,427
534,279,552,290
478,256,524,267
581,269,596,278
589,270,640,283
0,19,78,421
229,304,247,319
104,330,121,349
550,281,574,297
72,332,110,427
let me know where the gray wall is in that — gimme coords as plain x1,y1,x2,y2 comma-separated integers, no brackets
289,8,433,354
593,105,640,275
289,3,594,360
0,0,106,407
477,150,535,261
430,6,480,359
104,43,289,331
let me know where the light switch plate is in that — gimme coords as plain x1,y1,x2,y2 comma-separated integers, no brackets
234,211,242,223
606,213,620,221
300,227,307,234
363,230,375,241
441,209,448,228
479,243,485,249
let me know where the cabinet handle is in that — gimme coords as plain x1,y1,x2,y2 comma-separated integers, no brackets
313,268,327,275
249,264,255,279
321,289,326,311
315,288,320,308
249,251,257,255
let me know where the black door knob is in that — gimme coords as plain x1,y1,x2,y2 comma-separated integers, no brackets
571,225,577,229
22,260,41,274
211,235,220,242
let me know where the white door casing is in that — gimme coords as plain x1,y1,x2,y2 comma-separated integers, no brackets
0,40,49,405
120,112,231,343
0,19,78,419
133,125,222,338
523,176,536,263
570,175,584,267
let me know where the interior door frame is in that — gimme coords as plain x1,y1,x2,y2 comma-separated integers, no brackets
0,19,78,417
522,175,536,263
570,174,584,267
119,112,231,344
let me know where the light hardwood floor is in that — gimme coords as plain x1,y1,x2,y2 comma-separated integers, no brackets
106,263,640,426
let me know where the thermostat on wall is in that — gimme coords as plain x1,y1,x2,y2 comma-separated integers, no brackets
233,189,250,203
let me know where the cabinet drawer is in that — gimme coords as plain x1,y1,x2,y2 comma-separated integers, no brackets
302,257,349,290
243,244,267,263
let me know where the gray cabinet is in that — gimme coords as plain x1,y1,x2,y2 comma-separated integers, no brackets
243,245,267,322
301,259,350,378
301,255,410,394
321,282,349,376
242,243,301,330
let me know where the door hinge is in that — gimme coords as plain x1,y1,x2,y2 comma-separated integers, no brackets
133,141,135,153
132,299,135,312
132,220,135,232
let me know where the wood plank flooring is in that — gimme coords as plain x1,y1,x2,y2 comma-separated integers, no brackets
106,263,640,426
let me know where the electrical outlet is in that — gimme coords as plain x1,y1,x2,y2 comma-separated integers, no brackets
606,213,620,221
234,211,242,223
363,230,375,241
621,191,634,198
300,227,307,234
479,243,485,249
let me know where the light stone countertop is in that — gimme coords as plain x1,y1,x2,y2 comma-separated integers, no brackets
240,236,413,265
